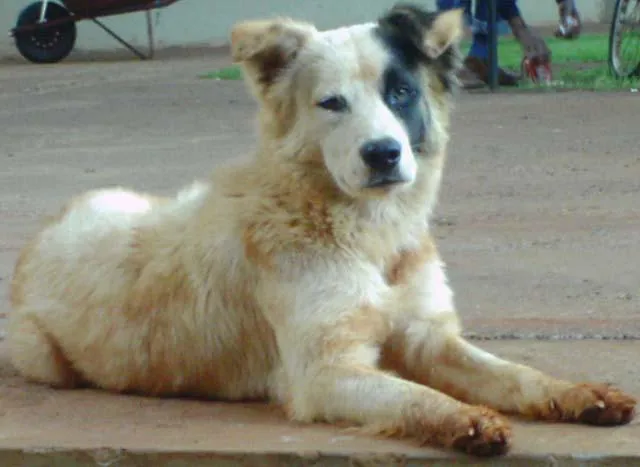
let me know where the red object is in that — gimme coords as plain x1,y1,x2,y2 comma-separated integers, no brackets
62,0,179,18
522,58,553,85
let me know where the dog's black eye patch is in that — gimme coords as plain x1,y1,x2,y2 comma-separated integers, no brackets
383,65,421,109
383,64,426,149
386,81,418,109
316,95,349,113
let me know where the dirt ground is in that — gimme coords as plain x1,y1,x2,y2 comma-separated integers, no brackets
0,51,639,462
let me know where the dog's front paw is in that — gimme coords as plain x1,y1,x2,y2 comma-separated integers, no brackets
567,383,636,426
540,383,636,426
441,406,512,457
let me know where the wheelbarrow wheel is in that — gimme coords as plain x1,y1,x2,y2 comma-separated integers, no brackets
14,2,77,64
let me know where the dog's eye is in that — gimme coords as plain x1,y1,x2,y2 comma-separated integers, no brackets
316,95,349,112
387,84,417,108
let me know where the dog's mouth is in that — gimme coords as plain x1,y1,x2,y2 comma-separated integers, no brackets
365,170,408,189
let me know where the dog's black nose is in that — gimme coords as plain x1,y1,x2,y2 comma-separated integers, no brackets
360,138,402,172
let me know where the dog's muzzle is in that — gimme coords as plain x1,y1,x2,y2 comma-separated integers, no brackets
360,137,407,188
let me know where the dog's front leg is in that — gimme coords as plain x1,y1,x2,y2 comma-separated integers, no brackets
288,360,511,456
267,270,511,456
382,257,636,426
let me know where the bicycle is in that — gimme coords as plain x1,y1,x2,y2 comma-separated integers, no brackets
608,0,640,78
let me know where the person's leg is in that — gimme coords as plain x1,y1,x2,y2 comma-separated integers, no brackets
467,0,519,59
496,0,521,22
436,0,488,89
435,0,456,10
436,0,473,25
463,0,520,86
468,0,494,60
555,0,582,39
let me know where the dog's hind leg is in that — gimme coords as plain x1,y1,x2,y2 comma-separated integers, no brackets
7,311,81,389
383,315,636,426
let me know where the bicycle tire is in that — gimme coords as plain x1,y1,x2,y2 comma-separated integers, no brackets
608,0,640,78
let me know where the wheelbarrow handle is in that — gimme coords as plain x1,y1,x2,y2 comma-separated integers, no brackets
39,0,50,23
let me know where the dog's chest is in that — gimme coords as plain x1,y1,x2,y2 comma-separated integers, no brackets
383,233,436,287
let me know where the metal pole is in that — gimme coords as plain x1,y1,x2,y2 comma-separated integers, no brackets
146,10,155,59
487,0,499,91
91,18,149,60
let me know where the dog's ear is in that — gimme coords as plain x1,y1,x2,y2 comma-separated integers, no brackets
423,8,465,59
230,18,317,90
379,4,464,61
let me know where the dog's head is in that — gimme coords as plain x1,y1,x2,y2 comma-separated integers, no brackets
231,4,463,199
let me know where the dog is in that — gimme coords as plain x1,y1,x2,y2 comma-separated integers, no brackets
7,3,636,457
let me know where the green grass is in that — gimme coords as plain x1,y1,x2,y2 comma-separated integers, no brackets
461,33,609,69
200,66,242,80
461,33,640,91
551,63,640,90
201,33,639,91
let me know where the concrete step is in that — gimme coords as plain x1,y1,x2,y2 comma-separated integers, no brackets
0,340,638,466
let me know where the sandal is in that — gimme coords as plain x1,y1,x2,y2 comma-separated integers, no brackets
554,2,582,39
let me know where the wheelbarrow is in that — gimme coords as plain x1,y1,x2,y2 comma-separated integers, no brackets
9,0,183,64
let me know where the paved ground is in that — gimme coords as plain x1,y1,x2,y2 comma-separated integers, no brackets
0,339,638,466
0,52,639,465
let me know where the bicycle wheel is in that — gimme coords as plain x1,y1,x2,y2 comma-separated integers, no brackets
609,0,640,78
13,2,77,64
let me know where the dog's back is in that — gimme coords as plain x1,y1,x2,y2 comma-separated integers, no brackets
9,179,279,398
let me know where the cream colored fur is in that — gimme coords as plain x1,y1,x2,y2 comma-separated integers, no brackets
7,5,635,457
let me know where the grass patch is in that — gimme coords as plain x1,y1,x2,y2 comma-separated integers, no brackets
199,66,242,80
460,33,611,69
200,33,639,90
551,65,640,90
461,33,640,91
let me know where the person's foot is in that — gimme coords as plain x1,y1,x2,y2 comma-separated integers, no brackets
462,56,520,87
456,64,486,89
555,13,581,39
555,2,582,39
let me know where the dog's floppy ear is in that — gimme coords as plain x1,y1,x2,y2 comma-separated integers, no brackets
230,18,317,90
379,4,464,61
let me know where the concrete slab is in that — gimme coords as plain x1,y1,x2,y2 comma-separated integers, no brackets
0,340,638,466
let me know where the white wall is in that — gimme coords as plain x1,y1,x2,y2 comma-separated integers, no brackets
1,0,610,61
